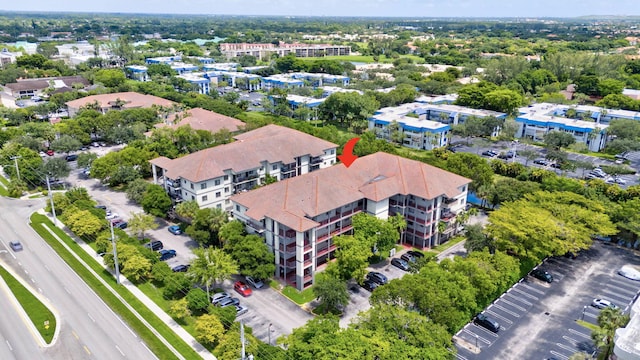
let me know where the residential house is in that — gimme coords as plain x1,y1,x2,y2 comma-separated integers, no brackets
231,151,471,290
176,73,211,95
261,75,304,90
125,65,150,82
149,124,338,210
4,76,90,98
0,48,19,68
152,107,245,134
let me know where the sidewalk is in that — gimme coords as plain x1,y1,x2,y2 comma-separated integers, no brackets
38,209,216,360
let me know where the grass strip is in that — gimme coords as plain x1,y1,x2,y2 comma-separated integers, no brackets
0,176,9,196
0,265,56,343
281,286,315,305
30,213,201,360
431,236,466,253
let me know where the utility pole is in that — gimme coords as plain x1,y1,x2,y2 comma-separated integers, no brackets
10,156,21,181
110,220,121,285
240,321,246,360
46,176,57,225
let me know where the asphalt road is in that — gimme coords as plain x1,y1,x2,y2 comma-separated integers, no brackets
0,196,156,360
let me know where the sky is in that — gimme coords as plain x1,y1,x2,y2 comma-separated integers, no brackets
1,0,639,18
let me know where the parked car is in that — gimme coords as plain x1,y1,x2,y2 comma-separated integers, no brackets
95,205,107,210
234,281,253,297
172,264,190,273
216,296,240,308
615,177,627,185
481,150,498,157
474,313,500,333
65,154,78,161
245,276,265,289
533,158,550,166
591,298,618,310
401,253,416,263
159,249,177,261
407,250,425,259
106,213,119,220
46,149,54,156
39,151,47,157
235,304,249,317
362,279,379,292
391,258,410,271
366,271,388,285
167,225,182,235
9,241,23,251
498,150,516,159
530,269,553,283
144,241,163,251
211,292,230,304
113,221,128,230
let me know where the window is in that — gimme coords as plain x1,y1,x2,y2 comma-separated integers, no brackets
215,179,221,186
202,195,208,202
272,164,277,170
216,204,222,209
224,175,229,181
191,195,195,200
236,205,240,211
331,149,335,154
216,192,221,198
200,183,207,190
224,187,229,193
190,183,194,189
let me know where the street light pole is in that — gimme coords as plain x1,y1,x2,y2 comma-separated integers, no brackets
268,323,272,345
581,305,587,321
110,220,121,285
46,176,57,226
475,334,479,349
10,156,21,181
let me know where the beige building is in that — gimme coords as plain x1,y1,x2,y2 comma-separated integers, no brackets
65,92,176,117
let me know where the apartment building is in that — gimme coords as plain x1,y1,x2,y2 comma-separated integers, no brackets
231,152,471,290
65,92,176,117
219,42,351,60
149,125,338,210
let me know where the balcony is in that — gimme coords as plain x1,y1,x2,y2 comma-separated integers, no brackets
316,244,337,258
234,173,259,183
441,211,456,222
389,199,405,207
310,156,323,165
246,220,265,234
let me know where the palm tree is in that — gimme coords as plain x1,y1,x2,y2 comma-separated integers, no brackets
188,247,238,300
591,307,630,359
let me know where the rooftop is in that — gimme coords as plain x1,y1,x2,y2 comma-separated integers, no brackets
150,124,337,183
232,152,471,232
65,91,176,110
153,108,245,134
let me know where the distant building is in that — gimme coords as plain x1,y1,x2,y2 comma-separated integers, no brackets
145,56,182,65
289,72,350,87
0,48,19,68
176,73,211,95
219,42,351,60
205,71,262,91
125,65,150,82
623,88,640,101
614,291,640,360
65,92,176,117
152,107,245,134
4,76,90,98
261,75,304,90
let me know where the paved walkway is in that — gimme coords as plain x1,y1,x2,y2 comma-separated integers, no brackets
38,209,216,360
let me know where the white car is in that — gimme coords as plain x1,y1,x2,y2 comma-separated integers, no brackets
591,298,618,310
618,266,640,281
211,292,230,304
245,276,265,289
235,304,249,317
106,213,119,220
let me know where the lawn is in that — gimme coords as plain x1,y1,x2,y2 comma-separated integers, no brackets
30,213,199,360
281,285,316,305
0,265,56,344
431,236,466,253
0,176,9,197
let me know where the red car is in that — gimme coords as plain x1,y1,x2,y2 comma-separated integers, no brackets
234,281,252,297
46,149,54,156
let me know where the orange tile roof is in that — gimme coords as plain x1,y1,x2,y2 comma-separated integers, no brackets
65,91,176,110
154,108,245,134
232,152,471,232
149,124,337,183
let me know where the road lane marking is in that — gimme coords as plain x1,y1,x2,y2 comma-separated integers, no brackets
518,283,545,295
30,278,35,283
556,343,577,353
563,335,580,345
117,316,137,338
6,340,12,351
115,345,125,356
87,313,95,322
486,309,515,324
63,287,71,294
72,331,79,340
43,265,50,272
491,304,521,318
605,284,637,296
24,270,28,275
84,345,91,355
504,292,533,306
38,287,42,293
140,341,159,359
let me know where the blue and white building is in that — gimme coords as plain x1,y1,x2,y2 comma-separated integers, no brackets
320,86,363,97
170,62,199,75
369,103,452,150
146,56,182,65
289,72,350,87
125,65,150,82
194,57,215,64
242,66,268,73
203,63,238,72
177,73,212,95
515,104,609,152
205,71,263,91
262,75,305,90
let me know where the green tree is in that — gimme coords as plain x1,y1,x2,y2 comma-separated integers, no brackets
313,272,349,314
128,212,158,239
50,135,82,154
163,273,192,299
121,254,152,282
168,298,191,321
41,157,70,180
463,224,494,252
174,200,200,222
65,209,104,238
77,152,98,169
94,69,127,88
229,235,275,280
194,313,225,347
141,184,172,217
597,78,625,97
591,308,629,359
125,179,151,204
483,89,523,115
188,247,238,300
332,235,372,281
544,131,576,150
445,152,493,192
186,288,210,314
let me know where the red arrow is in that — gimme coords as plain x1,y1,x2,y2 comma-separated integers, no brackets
338,137,360,168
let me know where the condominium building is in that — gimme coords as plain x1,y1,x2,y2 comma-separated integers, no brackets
231,152,471,290
149,125,338,210
219,42,351,60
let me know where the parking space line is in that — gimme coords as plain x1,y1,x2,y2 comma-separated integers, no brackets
550,350,569,360
485,309,515,324
500,298,527,311
556,343,578,353
547,258,576,269
455,353,468,360
600,289,633,303
568,328,591,339
504,292,533,306
518,283,546,295
511,287,539,300
562,335,581,346
605,284,639,297
491,304,521,318
610,278,640,291
463,329,491,344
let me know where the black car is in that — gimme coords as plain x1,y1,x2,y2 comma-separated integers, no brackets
407,250,425,259
362,279,379,292
144,240,164,251
481,150,498,157
366,271,388,285
533,159,550,166
498,150,516,159
530,268,553,283
391,258,410,271
65,154,78,162
474,313,500,333
172,264,190,272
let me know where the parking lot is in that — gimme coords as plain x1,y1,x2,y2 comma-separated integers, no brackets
454,242,640,360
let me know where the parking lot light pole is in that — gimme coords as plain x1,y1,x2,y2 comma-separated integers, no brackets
475,334,479,349
581,305,587,321
268,323,272,345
